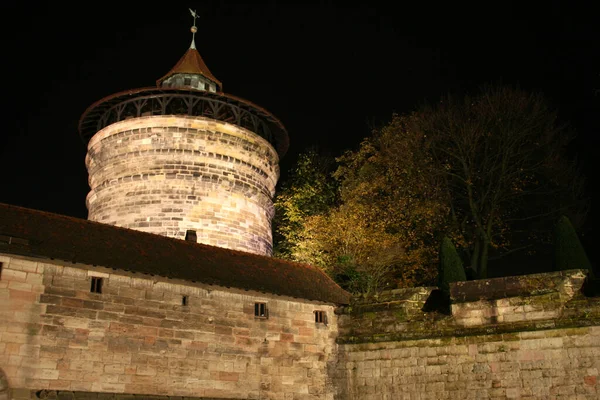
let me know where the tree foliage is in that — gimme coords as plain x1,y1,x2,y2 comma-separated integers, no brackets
274,85,587,293
324,116,451,289
413,85,587,278
275,119,450,293
273,149,338,260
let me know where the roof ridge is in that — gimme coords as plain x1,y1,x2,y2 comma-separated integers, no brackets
0,202,284,263
0,203,350,304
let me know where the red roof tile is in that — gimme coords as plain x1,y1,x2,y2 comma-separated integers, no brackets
0,203,350,304
156,48,223,89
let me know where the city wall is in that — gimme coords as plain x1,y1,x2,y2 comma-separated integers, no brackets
0,253,337,400
331,269,600,399
2,249,599,400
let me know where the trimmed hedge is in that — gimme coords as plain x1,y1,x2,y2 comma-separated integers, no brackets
555,215,592,272
438,236,467,294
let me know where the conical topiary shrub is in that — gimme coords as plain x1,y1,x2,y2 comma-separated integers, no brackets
555,215,592,272
438,236,467,295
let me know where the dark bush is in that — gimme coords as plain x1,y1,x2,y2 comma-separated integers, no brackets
438,236,467,295
554,215,592,272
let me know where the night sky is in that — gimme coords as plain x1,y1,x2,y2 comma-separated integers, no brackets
1,2,598,259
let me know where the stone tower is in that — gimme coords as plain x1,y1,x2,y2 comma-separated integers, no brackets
78,16,288,256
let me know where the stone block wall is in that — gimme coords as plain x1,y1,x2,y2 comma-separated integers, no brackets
4,251,599,400
333,326,599,399
0,254,337,399
85,115,280,256
332,271,600,399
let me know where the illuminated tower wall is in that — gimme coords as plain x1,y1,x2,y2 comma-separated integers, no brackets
79,42,288,256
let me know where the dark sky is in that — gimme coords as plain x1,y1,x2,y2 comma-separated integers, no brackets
1,1,598,253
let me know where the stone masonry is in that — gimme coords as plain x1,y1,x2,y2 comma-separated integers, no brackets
0,254,337,399
2,241,599,399
332,270,600,399
334,326,599,399
85,115,280,256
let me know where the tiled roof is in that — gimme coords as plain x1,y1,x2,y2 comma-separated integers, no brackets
77,87,290,158
156,47,223,89
0,203,350,304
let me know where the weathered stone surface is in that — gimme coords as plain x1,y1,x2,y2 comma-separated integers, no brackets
0,368,8,400
333,325,600,400
450,269,587,303
3,254,599,400
7,390,239,399
0,255,337,400
334,270,600,399
86,116,280,256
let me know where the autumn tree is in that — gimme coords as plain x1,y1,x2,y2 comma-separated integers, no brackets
326,116,451,288
274,85,586,292
274,117,451,293
412,85,587,278
273,149,338,260
292,201,407,295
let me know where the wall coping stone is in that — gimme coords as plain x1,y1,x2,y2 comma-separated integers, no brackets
337,310,600,344
336,269,599,344
450,269,588,303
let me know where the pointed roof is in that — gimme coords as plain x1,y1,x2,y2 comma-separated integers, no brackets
156,47,222,89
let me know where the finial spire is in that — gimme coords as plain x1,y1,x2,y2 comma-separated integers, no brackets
189,8,199,49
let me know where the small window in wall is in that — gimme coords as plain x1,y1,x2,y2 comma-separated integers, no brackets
184,77,192,86
315,310,327,324
182,295,189,306
0,262,3,279
254,302,268,318
90,277,103,294
204,82,209,91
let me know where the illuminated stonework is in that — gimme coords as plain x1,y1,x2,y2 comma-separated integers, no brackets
86,115,280,255
80,29,287,256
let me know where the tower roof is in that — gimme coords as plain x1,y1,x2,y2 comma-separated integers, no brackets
78,87,289,157
156,47,223,89
80,9,289,157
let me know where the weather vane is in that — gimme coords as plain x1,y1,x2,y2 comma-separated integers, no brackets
189,8,199,49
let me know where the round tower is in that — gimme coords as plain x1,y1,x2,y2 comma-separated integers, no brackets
78,14,288,256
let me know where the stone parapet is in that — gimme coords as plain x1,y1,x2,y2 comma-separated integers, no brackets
337,270,598,344
333,270,600,399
